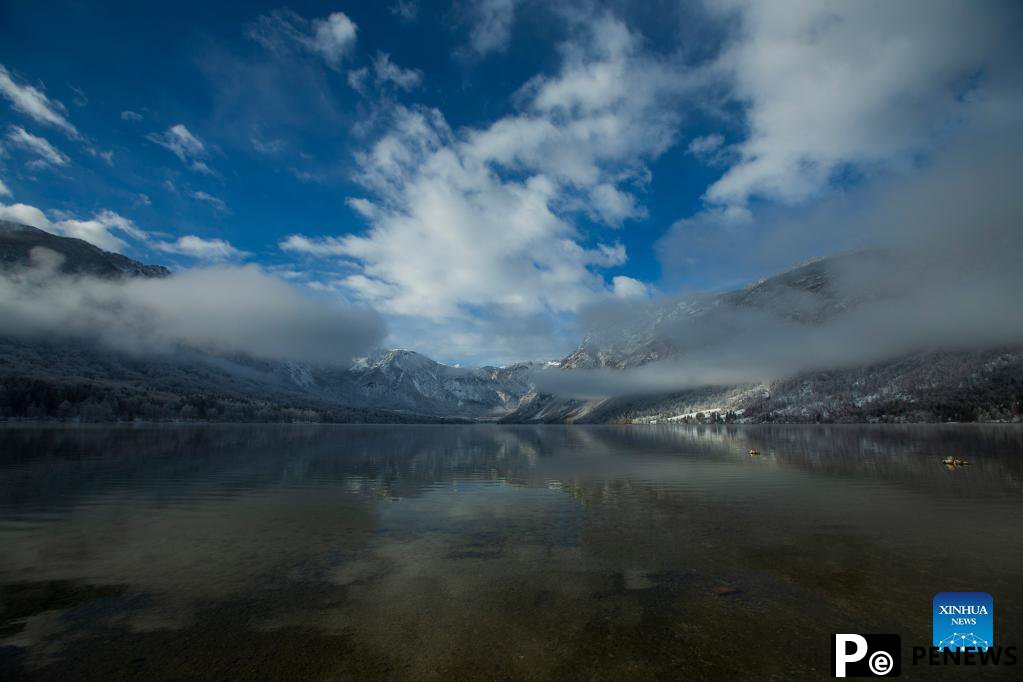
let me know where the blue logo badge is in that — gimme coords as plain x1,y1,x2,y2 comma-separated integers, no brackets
933,592,993,651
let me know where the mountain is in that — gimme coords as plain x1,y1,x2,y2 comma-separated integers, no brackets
264,349,536,419
560,251,890,370
0,220,171,278
1,223,1020,424
0,223,438,422
505,252,1023,424
0,222,534,422
505,348,1023,424
335,349,535,418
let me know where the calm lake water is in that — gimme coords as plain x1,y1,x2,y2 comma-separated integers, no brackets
0,424,1021,680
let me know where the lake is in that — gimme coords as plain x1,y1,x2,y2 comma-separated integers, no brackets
1,424,1021,679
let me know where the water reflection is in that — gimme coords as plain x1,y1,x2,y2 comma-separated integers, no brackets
0,424,1021,680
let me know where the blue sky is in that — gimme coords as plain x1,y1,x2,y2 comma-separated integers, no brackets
1,1,1019,365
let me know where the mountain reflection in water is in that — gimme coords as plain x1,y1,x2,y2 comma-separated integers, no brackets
1,424,1021,680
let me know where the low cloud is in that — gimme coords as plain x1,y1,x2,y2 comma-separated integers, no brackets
538,130,1023,398
0,253,386,366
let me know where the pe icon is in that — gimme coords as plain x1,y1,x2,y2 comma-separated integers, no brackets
832,634,901,677
933,592,993,651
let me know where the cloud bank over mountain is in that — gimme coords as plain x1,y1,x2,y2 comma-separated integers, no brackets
0,248,385,365
538,129,1023,398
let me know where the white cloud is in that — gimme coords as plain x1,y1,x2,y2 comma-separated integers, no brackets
588,183,646,226
0,202,148,252
286,103,631,321
156,235,247,261
0,64,79,138
349,55,422,96
280,16,690,340
69,84,88,108
6,126,69,167
0,202,48,228
465,15,691,191
611,275,650,300
147,124,213,174
345,197,376,219
310,12,357,64
703,0,1017,206
120,110,143,122
687,133,724,157
0,260,385,366
555,133,1023,397
289,168,329,184
1,199,240,264
373,53,422,91
55,211,148,252
250,131,285,155
465,0,520,56
247,9,356,68
89,147,114,165
347,67,369,95
0,178,11,197
280,234,348,256
190,190,230,214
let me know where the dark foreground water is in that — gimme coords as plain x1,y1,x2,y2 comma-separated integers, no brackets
0,424,1021,680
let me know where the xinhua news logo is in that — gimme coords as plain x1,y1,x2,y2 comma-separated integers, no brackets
832,634,900,677
909,591,1017,667
932,591,992,650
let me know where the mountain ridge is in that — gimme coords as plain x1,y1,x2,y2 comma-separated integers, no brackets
0,220,171,279
1,222,1019,424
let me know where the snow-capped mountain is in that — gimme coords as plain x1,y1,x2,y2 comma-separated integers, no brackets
561,251,889,370
300,349,537,419
507,251,1022,424
0,222,542,421
1,223,1019,424
343,349,535,417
